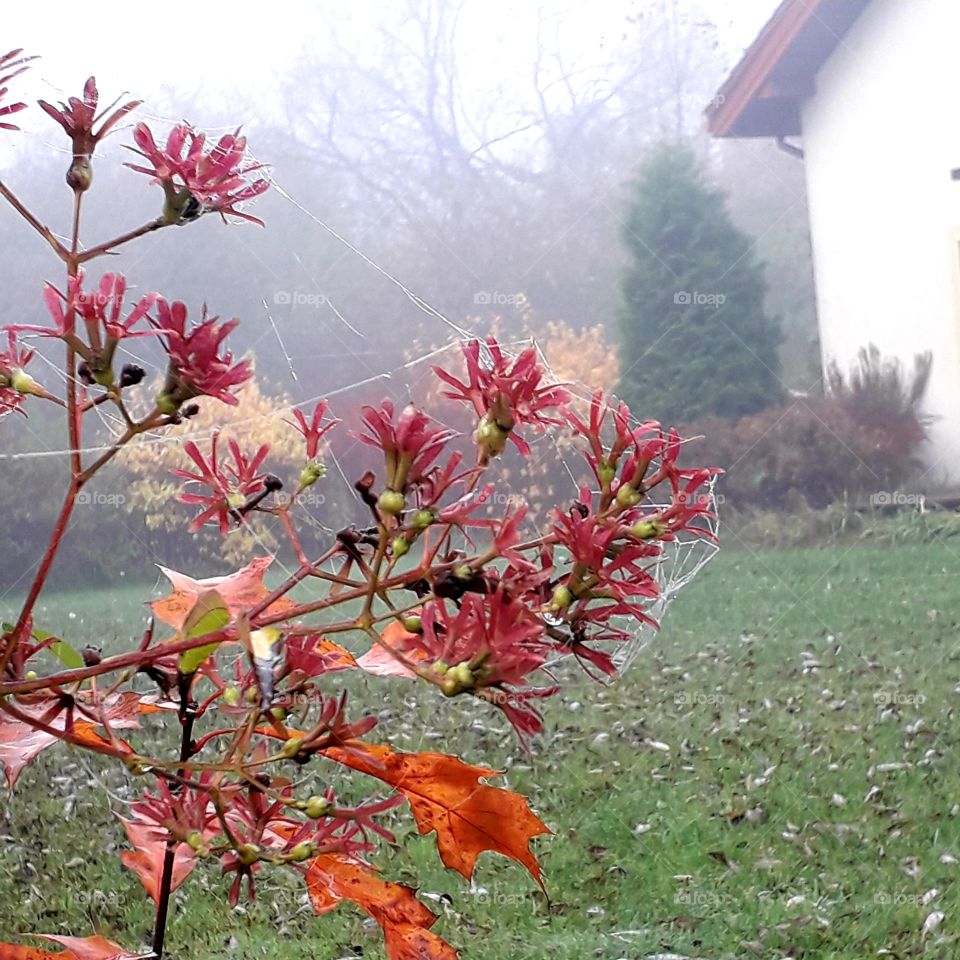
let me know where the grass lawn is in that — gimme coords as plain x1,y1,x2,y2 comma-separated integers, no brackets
2,539,960,958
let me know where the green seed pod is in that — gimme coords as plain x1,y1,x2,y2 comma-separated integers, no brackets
550,585,573,610
304,795,331,819
378,489,406,516
288,841,317,863
279,736,304,759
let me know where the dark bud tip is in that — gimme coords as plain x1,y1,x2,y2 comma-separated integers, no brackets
264,474,284,493
119,363,146,387
181,403,201,419
77,362,94,386
81,646,102,666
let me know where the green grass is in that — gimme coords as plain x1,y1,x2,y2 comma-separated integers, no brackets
3,541,960,958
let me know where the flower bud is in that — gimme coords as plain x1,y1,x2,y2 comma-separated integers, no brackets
304,795,331,819
550,585,573,610
411,508,436,530
630,518,666,540
391,535,409,559
9,368,47,398
475,414,510,460
616,483,641,507
66,156,93,193
222,685,241,707
237,843,260,866
599,460,617,486
378,489,405,516
401,615,422,633
300,459,325,488
451,661,475,688
288,841,317,863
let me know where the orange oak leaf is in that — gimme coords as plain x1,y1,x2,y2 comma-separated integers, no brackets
150,556,295,630
355,621,427,678
116,814,196,905
324,742,550,888
306,853,457,960
0,934,143,959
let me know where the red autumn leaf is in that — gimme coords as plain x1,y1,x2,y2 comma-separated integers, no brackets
306,853,457,960
150,555,295,630
384,924,459,960
0,704,134,788
116,814,196,905
37,937,142,960
324,742,550,888
0,934,142,960
355,621,426,678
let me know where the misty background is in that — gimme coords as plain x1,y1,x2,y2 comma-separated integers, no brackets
1,0,825,587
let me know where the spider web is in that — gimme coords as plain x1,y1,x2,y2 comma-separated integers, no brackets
1,105,718,678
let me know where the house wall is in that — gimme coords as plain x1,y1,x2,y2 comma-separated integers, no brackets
801,0,960,486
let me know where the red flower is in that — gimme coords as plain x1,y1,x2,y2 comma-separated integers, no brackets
434,337,571,460
358,401,456,494
126,122,269,224
0,329,53,415
564,391,660,491
419,589,549,689
0,49,34,132
19,272,157,385
173,433,270,534
153,299,252,412
286,400,339,459
39,77,140,190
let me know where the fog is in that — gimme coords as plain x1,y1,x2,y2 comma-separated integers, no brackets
2,0,887,589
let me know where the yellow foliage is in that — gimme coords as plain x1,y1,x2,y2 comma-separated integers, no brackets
117,378,308,562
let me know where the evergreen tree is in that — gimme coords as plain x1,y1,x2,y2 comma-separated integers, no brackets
616,142,783,424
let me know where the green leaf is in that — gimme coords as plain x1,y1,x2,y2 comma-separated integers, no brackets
178,590,230,675
49,639,84,669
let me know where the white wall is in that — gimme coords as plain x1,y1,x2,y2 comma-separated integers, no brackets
801,0,960,486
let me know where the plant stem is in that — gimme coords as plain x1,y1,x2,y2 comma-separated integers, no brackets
151,697,196,960
77,217,165,262
0,480,80,674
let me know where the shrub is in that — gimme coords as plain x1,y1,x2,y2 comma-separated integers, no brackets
683,345,931,513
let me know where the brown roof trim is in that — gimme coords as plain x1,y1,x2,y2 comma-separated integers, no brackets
707,0,871,139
